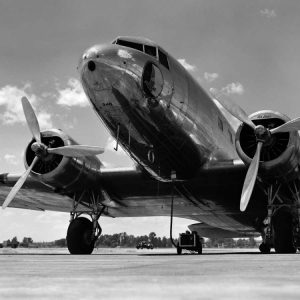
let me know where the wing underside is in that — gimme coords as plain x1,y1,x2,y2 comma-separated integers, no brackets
1,162,263,238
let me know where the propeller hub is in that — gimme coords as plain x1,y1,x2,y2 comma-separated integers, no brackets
255,125,271,143
31,142,48,158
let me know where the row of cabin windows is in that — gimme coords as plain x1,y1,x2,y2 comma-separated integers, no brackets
218,117,233,144
113,39,169,70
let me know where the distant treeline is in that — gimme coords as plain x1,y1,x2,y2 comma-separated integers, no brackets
1,234,259,249
96,232,176,248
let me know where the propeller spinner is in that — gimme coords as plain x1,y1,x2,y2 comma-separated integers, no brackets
2,96,104,209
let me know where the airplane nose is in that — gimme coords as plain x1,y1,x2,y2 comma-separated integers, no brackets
81,59,125,91
79,45,130,92
87,60,96,72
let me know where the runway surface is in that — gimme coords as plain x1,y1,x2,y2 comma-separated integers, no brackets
1,248,300,300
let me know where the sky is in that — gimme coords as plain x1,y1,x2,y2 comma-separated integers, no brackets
1,0,300,241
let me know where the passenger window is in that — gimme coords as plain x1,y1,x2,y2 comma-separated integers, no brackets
116,40,143,52
158,49,169,69
144,45,157,57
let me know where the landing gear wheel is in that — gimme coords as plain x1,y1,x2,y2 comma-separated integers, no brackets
259,243,270,254
67,217,95,254
177,246,182,255
273,210,296,254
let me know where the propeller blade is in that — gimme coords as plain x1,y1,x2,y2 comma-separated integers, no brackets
2,156,39,209
21,96,41,143
240,141,263,212
214,93,256,130
270,117,300,134
47,145,105,157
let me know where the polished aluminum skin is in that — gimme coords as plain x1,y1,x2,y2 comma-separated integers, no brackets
78,37,238,181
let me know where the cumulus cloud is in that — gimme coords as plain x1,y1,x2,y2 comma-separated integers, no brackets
209,87,218,97
37,111,53,129
0,84,52,128
204,72,219,83
260,9,276,18
56,78,88,107
221,82,244,95
178,59,196,71
4,154,18,165
0,84,35,125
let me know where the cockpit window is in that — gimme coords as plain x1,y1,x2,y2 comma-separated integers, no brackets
158,49,169,69
116,39,143,52
144,45,157,57
114,38,170,70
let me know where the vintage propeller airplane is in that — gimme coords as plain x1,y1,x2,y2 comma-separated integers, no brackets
1,36,300,254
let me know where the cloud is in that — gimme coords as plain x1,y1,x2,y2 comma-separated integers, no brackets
0,84,52,128
37,111,53,129
260,9,276,18
204,72,219,83
56,78,89,107
0,84,35,125
4,154,18,165
221,82,244,95
209,87,218,96
178,59,196,71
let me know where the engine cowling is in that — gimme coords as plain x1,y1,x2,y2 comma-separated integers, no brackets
235,110,300,181
24,129,102,193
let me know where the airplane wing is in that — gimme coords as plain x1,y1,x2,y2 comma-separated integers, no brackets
0,161,258,221
0,173,81,212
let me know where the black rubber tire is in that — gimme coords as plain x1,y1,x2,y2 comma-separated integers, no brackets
273,210,296,254
259,243,271,254
177,247,182,255
67,217,94,255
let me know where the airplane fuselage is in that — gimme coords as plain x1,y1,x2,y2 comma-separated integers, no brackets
79,37,238,181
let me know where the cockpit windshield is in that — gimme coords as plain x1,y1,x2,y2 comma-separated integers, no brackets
115,39,143,52
113,38,169,69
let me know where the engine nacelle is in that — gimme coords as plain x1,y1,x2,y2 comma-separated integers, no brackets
24,129,102,193
235,110,300,181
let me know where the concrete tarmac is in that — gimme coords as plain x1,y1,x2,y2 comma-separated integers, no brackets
1,248,300,300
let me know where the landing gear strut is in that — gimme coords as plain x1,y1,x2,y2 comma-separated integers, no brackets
260,180,300,254
66,191,105,254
